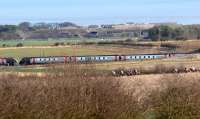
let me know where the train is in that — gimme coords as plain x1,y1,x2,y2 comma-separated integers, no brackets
0,57,17,66
18,53,174,65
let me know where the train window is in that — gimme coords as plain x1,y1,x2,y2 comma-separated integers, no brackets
119,56,122,60
139,56,141,59
103,57,105,60
148,56,151,59
144,56,146,59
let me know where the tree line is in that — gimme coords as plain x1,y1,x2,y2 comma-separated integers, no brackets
1,22,200,41
148,25,200,41
0,22,80,40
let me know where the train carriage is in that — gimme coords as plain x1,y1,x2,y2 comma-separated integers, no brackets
19,53,173,65
31,57,66,64
0,57,17,66
0,58,7,65
126,54,166,60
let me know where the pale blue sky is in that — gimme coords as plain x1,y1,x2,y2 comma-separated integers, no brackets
0,0,199,25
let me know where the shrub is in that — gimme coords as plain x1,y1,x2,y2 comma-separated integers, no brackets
53,42,65,46
1,64,200,119
125,38,132,42
59,42,65,46
16,43,23,47
0,64,140,119
53,42,60,46
2,44,7,47
148,75,200,119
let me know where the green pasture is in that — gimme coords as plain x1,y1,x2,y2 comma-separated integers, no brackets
0,38,85,47
0,38,123,47
0,47,116,60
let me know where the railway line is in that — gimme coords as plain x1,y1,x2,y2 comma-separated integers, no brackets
0,53,196,66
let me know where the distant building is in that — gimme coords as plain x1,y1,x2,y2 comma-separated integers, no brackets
152,22,178,26
88,25,99,29
101,25,113,29
85,31,98,38
140,31,149,39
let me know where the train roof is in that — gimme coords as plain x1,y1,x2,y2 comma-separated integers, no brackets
0,57,15,59
19,53,187,59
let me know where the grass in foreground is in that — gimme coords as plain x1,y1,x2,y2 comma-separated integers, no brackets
0,64,200,119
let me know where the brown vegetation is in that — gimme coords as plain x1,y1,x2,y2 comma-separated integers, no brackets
112,63,200,76
0,64,200,119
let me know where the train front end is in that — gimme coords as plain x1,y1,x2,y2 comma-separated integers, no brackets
0,57,17,66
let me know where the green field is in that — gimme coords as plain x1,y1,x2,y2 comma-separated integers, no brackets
0,38,124,47
0,47,117,60
0,38,86,47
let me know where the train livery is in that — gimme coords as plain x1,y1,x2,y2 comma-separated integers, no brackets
19,54,171,65
0,57,17,66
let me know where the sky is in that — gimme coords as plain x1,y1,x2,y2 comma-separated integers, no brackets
0,0,200,25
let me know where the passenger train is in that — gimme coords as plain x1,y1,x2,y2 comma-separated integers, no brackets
18,53,175,65
0,57,17,66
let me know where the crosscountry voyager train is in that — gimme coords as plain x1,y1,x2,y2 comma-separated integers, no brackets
18,53,176,65
0,57,17,66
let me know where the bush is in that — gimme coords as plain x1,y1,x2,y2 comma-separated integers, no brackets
53,42,65,46
59,42,65,46
1,64,200,119
53,42,60,46
148,75,200,119
2,44,7,47
0,64,140,119
16,43,23,47
125,38,132,42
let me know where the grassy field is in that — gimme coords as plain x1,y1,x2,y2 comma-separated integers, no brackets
1,39,200,59
0,45,160,60
0,38,125,47
0,38,87,47
0,46,110,60
141,39,200,52
0,39,200,73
